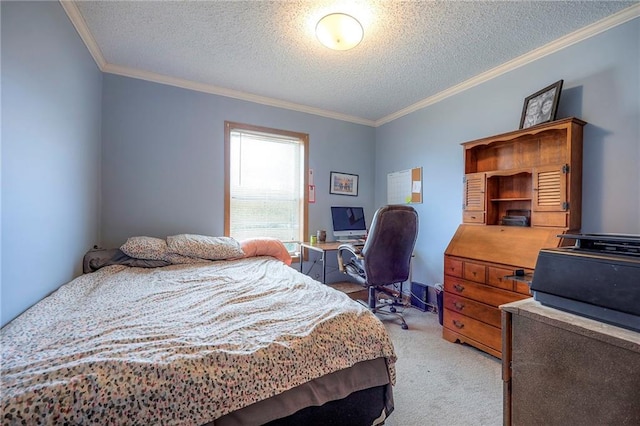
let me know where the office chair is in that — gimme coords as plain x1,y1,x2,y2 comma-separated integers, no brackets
337,205,419,330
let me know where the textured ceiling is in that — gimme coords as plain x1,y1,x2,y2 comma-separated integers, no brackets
71,1,638,125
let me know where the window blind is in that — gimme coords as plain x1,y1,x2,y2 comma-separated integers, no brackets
229,130,304,245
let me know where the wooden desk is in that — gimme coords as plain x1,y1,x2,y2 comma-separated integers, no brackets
299,241,346,283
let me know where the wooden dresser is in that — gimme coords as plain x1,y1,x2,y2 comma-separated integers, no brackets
443,118,586,358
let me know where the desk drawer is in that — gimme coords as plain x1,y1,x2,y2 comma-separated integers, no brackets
464,262,486,283
463,211,485,224
444,257,463,278
444,293,501,328
445,277,524,307
444,309,501,351
531,211,567,228
487,266,514,290
515,281,532,296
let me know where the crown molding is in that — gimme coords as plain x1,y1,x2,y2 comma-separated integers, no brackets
59,1,107,69
101,63,376,127
62,1,638,128
375,4,640,127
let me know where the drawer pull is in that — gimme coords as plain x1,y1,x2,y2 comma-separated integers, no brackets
453,284,465,292
452,320,465,329
453,302,465,310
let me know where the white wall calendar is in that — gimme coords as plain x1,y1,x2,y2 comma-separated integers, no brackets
387,167,422,205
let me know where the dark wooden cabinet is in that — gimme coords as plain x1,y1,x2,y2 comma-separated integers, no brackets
501,299,640,425
444,118,586,358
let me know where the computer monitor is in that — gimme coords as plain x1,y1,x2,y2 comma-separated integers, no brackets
331,206,367,239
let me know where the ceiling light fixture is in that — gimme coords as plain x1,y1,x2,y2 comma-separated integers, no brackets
315,13,363,51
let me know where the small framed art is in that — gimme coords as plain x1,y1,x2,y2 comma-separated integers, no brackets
329,172,358,196
519,80,563,129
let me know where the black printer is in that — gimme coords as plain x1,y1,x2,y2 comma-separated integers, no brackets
530,233,640,332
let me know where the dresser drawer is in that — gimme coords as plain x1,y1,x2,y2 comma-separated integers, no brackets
444,309,501,351
463,262,486,283
444,293,501,328
487,266,514,290
444,256,463,278
445,277,526,307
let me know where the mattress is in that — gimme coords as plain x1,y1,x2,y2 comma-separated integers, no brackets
1,256,396,425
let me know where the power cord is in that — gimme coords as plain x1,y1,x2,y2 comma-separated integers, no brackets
303,258,320,276
404,288,440,313
376,282,439,313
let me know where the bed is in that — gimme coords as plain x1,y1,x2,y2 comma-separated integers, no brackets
1,235,397,425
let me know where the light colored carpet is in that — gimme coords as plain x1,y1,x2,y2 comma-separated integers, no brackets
381,307,503,426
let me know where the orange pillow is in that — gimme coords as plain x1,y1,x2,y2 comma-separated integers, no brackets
240,238,292,266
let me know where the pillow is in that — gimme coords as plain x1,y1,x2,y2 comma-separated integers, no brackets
111,250,171,269
240,238,292,266
166,234,245,260
164,252,211,265
120,236,168,260
83,248,171,273
83,248,120,273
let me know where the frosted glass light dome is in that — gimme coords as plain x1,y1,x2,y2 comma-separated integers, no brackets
315,13,363,51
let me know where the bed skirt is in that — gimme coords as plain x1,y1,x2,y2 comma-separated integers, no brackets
212,357,393,426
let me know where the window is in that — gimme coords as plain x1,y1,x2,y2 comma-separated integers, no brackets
224,121,308,253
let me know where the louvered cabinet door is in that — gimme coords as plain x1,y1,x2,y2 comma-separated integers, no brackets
462,172,486,224
531,164,569,227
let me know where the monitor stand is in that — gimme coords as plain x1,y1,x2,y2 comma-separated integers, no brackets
336,236,366,243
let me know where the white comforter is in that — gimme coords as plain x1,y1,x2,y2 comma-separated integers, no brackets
1,257,396,425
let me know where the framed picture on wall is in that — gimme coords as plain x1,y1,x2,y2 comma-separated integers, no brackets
329,172,358,196
519,80,563,129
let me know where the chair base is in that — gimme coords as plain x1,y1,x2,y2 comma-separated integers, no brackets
361,287,408,330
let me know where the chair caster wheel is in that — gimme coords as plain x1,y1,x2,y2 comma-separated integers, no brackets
390,307,397,313
401,323,408,330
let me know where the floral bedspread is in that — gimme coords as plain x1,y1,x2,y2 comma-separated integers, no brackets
1,257,396,425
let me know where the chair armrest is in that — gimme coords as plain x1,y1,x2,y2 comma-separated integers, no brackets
337,244,364,273
338,243,363,256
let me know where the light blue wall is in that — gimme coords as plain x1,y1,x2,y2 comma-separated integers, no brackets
2,2,637,325
1,1,103,326
375,18,640,287
101,75,376,252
